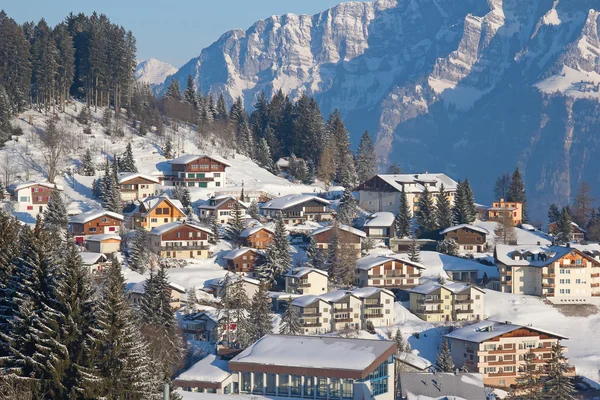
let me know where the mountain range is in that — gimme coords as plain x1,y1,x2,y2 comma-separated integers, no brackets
135,58,177,86
156,0,600,221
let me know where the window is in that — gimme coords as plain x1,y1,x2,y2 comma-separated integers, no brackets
560,279,565,284
216,182,221,187
576,259,583,265
89,228,97,233
566,279,570,284
214,173,221,177
253,372,263,394
304,377,314,397
576,279,581,284
187,173,195,178
316,377,327,398
177,232,181,238
241,372,251,393
290,375,302,397
20,196,30,202
385,299,390,304
329,378,340,399
265,373,276,395
371,378,388,396
341,379,353,399
27,205,33,210
278,374,289,396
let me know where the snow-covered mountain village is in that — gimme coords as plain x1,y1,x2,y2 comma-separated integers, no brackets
1,3,600,400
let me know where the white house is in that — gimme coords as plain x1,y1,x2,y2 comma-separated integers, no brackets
290,295,331,335
285,267,329,296
8,181,64,218
363,212,395,246
352,286,396,328
209,275,261,300
261,194,333,225
355,253,424,289
79,252,109,275
320,290,363,331
118,173,159,202
164,154,230,188
198,195,247,225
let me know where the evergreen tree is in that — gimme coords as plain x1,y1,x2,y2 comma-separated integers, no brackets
355,131,377,183
0,211,20,334
0,84,12,145
507,167,528,223
437,237,459,256
186,287,198,314
453,180,475,225
365,320,376,335
394,329,410,353
215,93,228,120
416,186,436,234
129,226,149,273
209,215,220,245
225,199,245,247
43,186,69,231
494,173,511,201
572,181,595,228
248,284,273,342
543,342,574,400
395,188,411,239
508,352,543,400
555,207,573,243
279,299,302,335
256,138,275,173
164,79,182,101
435,338,455,372
303,160,316,185
121,142,138,173
434,183,454,230
387,162,402,174
248,200,260,220
408,236,421,263
183,75,197,109
81,148,96,176
548,204,560,223
163,137,174,159
336,188,357,225
463,178,478,223
305,236,327,271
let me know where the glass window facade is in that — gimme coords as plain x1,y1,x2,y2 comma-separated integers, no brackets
329,378,340,399
290,375,302,397
342,379,353,399
316,377,328,399
266,373,276,395
253,372,263,394
279,374,289,396
304,376,314,398
241,372,251,393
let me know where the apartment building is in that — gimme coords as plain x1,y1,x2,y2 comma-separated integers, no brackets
352,287,395,328
290,295,331,334
118,173,159,202
408,283,485,322
285,267,329,296
8,181,64,218
261,194,333,225
446,321,574,387
198,196,247,224
129,195,186,231
320,290,363,331
495,244,600,303
148,221,212,259
311,224,366,258
164,154,230,188
487,199,523,226
355,253,424,289
356,173,458,216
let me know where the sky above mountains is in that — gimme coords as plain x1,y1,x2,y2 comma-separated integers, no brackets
2,0,366,67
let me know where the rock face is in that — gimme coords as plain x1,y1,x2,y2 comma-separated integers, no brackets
135,58,177,86
163,0,600,220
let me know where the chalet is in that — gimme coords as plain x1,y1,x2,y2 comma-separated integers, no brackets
261,194,333,225
85,234,121,254
8,181,64,217
148,221,212,259
174,354,234,394
398,372,485,400
214,187,271,203
164,154,230,188
446,321,574,387
80,252,109,275
356,173,458,215
118,173,159,202
548,221,586,242
126,280,186,310
487,199,523,226
363,212,395,246
198,196,247,224
223,247,264,276
439,224,489,253
495,244,600,303
228,335,396,400
290,295,331,334
408,282,485,322
69,210,124,242
355,253,424,289
129,195,186,230
240,225,274,249
285,267,329,296
310,224,366,258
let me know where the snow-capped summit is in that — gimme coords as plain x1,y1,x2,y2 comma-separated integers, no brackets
135,58,177,86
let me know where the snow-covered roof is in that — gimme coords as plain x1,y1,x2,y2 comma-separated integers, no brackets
399,372,485,400
223,247,262,260
446,320,568,344
285,267,328,279
126,280,186,294
276,157,290,168
167,154,231,167
409,282,483,295
311,224,366,238
494,244,589,267
439,224,489,236
85,234,121,242
351,286,394,298
548,220,587,233
363,212,395,227
140,196,185,215
149,221,211,236
521,223,536,231
370,173,458,193
261,194,330,210
118,172,160,184
69,210,124,224
356,253,425,271
79,252,107,265
291,295,324,308
8,181,64,192
175,354,231,383
319,290,359,303
212,274,261,287
239,225,273,238
198,196,247,210
230,335,395,375
396,352,432,371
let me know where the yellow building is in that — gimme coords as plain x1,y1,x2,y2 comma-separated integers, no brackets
487,199,523,226
409,282,485,322
130,195,186,231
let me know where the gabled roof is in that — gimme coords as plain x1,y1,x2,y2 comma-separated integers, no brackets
310,224,366,238
446,320,568,344
351,286,394,298
261,194,330,210
175,354,231,384
140,195,185,216
239,225,273,238
149,221,212,236
319,290,361,303
198,196,248,210
291,295,325,308
361,173,458,193
126,280,186,294
409,282,484,295
223,247,263,260
69,210,124,224
167,154,231,167
211,274,261,287
439,224,489,236
79,252,108,265
396,352,431,371
356,253,425,271
118,172,160,184
399,372,485,400
363,212,395,227
8,181,64,192
285,267,328,279
85,234,121,242
494,244,595,267
548,220,587,233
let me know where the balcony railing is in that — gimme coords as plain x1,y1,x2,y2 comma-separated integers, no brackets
488,348,515,354
333,307,353,313
455,309,473,314
333,318,353,323
302,312,322,317
542,273,555,278
364,303,382,308
303,322,321,327
365,314,384,319
488,371,516,377
157,244,210,251
542,283,555,288
454,299,473,304
418,299,443,304
591,273,600,278
421,310,444,314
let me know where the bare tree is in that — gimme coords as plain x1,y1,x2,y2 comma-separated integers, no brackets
572,181,595,227
39,117,74,183
1,152,16,186
494,213,517,245
494,173,511,200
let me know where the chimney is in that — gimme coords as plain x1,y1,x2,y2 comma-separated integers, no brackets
500,198,504,202
537,241,541,246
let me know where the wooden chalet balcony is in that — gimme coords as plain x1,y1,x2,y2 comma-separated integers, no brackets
333,318,353,323
530,347,552,353
421,310,444,315
505,270,512,276
297,282,311,288
333,307,353,313
542,273,555,278
365,314,384,319
542,283,555,288
158,244,210,251
454,298,473,304
302,312,322,317
487,360,516,366
303,322,322,327
418,299,443,304
488,348,515,355
591,273,600,278
488,371,516,377
364,303,383,308
592,293,600,297
592,283,600,288
165,176,215,183
455,309,473,314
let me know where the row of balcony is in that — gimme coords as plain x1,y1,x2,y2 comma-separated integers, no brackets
157,244,210,251
370,274,420,279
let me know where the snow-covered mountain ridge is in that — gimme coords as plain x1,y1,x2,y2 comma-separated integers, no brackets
135,58,177,86
162,0,600,219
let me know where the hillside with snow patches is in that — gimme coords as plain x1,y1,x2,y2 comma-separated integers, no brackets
135,58,178,86
161,0,600,221
1,103,600,387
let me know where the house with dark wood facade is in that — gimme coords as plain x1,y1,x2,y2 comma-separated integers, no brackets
240,225,274,249
149,221,212,259
439,224,489,253
69,210,124,243
164,154,230,188
8,181,65,218
223,247,264,276
310,224,366,258
260,194,333,225
129,195,186,231
198,196,248,224
355,253,424,289
548,221,586,242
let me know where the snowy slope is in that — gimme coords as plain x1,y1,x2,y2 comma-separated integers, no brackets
135,58,178,86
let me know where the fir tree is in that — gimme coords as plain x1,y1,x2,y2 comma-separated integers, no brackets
271,213,292,277
209,215,220,245
508,352,543,400
121,142,138,173
548,204,560,224
306,236,327,271
365,320,376,335
164,79,182,101
463,178,478,223
215,93,228,120
248,200,260,220
355,130,377,183
225,199,245,247
0,84,12,145
163,137,174,159
303,160,316,185
129,226,149,273
186,287,198,314
437,237,458,256
183,75,197,109
408,236,421,263
394,329,409,353
436,338,455,372
336,188,357,225
248,284,273,342
43,186,68,231
416,186,436,234
543,342,574,400
81,148,96,176
279,299,302,335
395,188,411,239
0,211,20,333
387,162,402,174
453,180,474,225
434,183,453,230
507,167,528,223
555,207,573,243
256,138,275,172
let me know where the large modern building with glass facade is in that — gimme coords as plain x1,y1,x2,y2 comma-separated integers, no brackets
175,335,396,400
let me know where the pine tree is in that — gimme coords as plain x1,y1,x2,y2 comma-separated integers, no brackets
509,352,543,400
543,342,574,400
0,84,12,145
279,299,302,335
365,320,376,335
494,173,511,201
186,287,198,314
394,329,409,353
434,183,454,230
43,186,68,231
463,178,478,223
556,207,573,243
336,188,357,225
305,236,327,271
183,75,197,109
163,137,174,159
507,167,528,223
436,338,455,372
248,200,260,220
453,180,474,225
260,213,292,281
216,93,228,120
408,236,421,263
0,211,20,334
387,162,402,174
81,148,96,176
437,237,459,256
303,160,316,185
248,284,273,342
256,138,275,172
356,131,377,183
395,188,411,239
164,79,182,101
209,215,220,245
416,186,436,234
129,226,149,273
121,142,138,173
548,204,560,224
225,199,245,247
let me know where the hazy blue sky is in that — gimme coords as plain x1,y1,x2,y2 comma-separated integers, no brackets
2,0,361,67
